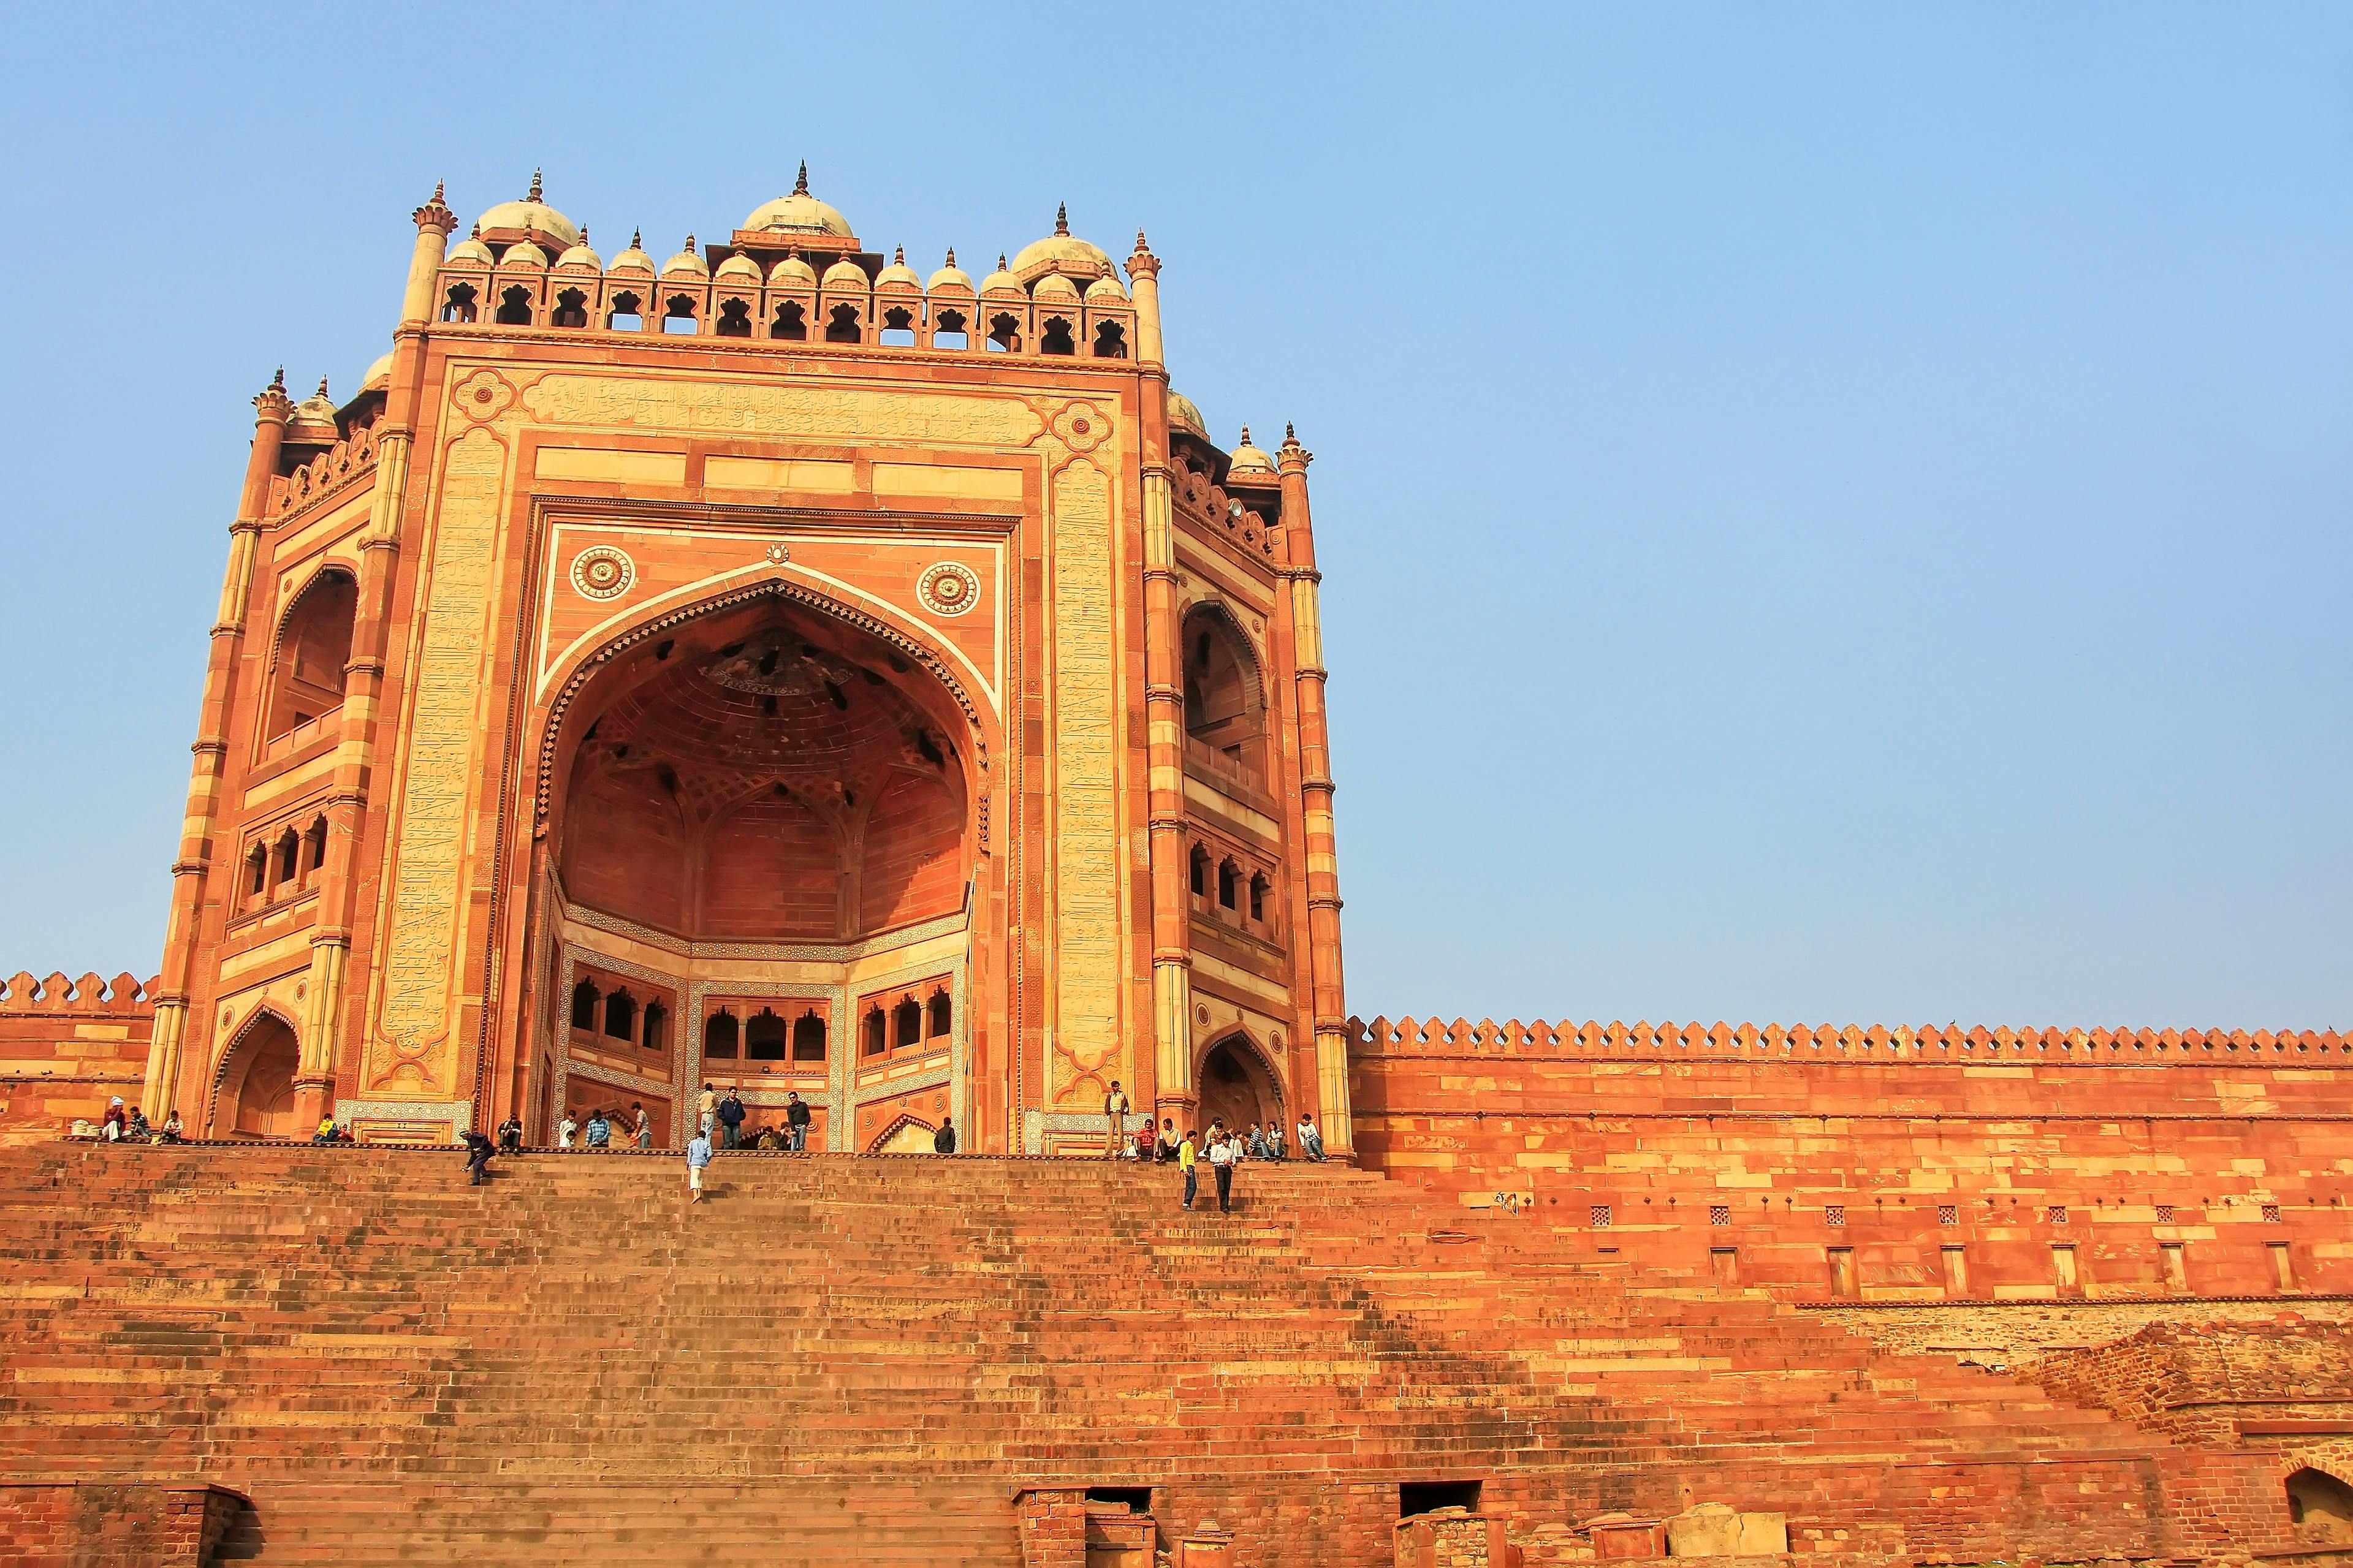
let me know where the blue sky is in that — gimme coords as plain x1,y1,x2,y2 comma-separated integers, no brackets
1,4,2346,1028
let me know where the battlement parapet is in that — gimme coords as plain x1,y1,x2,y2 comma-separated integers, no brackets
268,419,378,517
0,972,160,1016
1348,1013,2353,1064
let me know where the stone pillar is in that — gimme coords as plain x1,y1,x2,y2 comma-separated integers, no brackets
145,371,292,1116
292,184,451,1129
1125,232,1163,367
1277,428,1354,1156
1138,305,1194,1132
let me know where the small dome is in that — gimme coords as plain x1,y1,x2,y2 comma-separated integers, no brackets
1033,273,1081,302
743,162,854,238
446,233,494,267
473,170,580,251
1167,390,1207,439
553,238,603,271
661,237,710,278
875,246,921,290
927,248,973,293
1227,425,1275,476
979,253,1022,295
1084,275,1128,303
287,378,340,441
609,230,655,273
1010,203,1117,282
715,251,762,282
768,254,818,287
360,352,395,393
501,240,550,269
822,255,869,289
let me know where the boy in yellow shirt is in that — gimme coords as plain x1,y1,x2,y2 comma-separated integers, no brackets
1177,1130,1198,1210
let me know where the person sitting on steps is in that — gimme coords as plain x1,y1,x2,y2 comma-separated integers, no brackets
496,1116,522,1154
1296,1112,1325,1162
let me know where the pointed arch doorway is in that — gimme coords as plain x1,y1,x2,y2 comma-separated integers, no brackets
1197,1034,1282,1140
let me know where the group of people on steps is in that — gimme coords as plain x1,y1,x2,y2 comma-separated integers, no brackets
1098,1080,1329,1216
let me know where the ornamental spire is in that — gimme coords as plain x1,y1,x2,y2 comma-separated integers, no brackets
1055,202,1069,235
945,246,956,267
794,160,810,196
526,168,544,203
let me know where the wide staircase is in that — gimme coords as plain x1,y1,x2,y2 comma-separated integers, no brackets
0,1145,2213,1564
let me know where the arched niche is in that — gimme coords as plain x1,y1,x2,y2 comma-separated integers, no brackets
1197,1032,1283,1141
214,1012,308,1138
2289,1467,2353,1543
263,567,357,748
1180,602,1266,784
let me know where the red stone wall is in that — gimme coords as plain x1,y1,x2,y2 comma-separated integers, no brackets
1350,1018,2353,1306
0,971,156,1144
702,792,839,939
860,771,964,933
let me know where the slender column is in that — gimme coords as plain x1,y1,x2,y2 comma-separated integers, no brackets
1125,232,1164,368
1277,428,1354,1156
145,371,294,1115
292,184,453,1128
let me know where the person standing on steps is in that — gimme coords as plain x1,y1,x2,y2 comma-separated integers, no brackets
932,1115,956,1154
698,1083,718,1141
1177,1128,1198,1210
1296,1112,1325,1163
718,1086,747,1150
1102,1080,1131,1159
557,1111,577,1151
685,1126,713,1202
584,1109,611,1150
1208,1129,1238,1214
462,1127,496,1186
632,1103,650,1150
785,1093,810,1153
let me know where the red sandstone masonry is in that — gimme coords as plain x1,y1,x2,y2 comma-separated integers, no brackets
0,971,157,1145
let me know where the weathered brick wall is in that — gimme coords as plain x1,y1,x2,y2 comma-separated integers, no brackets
0,1480,243,1566
1350,1018,2353,1307
0,971,156,1144
2028,1319,2353,1446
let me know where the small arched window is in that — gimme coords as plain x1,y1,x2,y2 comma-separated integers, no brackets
862,1005,887,1057
987,313,1021,353
661,295,698,335
494,286,534,326
927,988,951,1039
607,290,644,331
570,978,599,1031
1092,320,1127,359
792,1011,827,1062
1249,872,1270,923
642,999,667,1053
772,301,806,340
276,829,301,886
715,298,751,338
879,306,917,347
932,308,968,350
1217,860,1239,910
745,1007,787,1059
305,816,329,873
894,996,922,1049
704,1009,740,1059
264,570,357,748
550,288,589,328
1190,843,1211,899
1039,317,1075,355
248,843,270,899
1180,605,1267,784
824,303,862,344
440,283,478,324
603,989,636,1042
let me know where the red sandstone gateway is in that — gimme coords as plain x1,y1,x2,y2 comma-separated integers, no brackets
0,172,2348,1564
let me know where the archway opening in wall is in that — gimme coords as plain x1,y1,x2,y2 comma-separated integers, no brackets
1180,605,1265,786
216,1015,306,1138
2289,1468,2353,1544
264,569,357,748
544,591,976,1142
1198,1034,1280,1143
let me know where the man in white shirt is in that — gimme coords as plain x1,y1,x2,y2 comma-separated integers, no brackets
1102,1081,1131,1159
1207,1131,1238,1214
1296,1113,1325,1162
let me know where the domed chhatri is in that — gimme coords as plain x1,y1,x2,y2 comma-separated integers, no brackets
286,377,339,442
979,252,1022,296
926,248,972,294
1009,203,1117,285
715,250,762,282
875,246,921,290
743,161,853,238
660,236,710,278
767,253,818,287
1167,390,1209,439
475,169,580,252
608,229,655,275
1226,424,1275,477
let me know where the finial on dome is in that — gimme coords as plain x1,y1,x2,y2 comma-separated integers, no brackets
945,246,956,267
684,233,696,249
1055,203,1069,236
894,244,904,264
1134,228,1149,252
998,252,1008,269
270,366,286,391
527,169,544,203
1285,422,1296,441
579,224,588,244
794,160,809,195
315,376,330,400
430,180,445,203
631,228,642,248
471,222,482,238
1239,425,1252,445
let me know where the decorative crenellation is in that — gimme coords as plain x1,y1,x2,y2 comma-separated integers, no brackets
1349,1014,2353,1061
268,419,379,517
1170,453,1278,558
0,971,159,1013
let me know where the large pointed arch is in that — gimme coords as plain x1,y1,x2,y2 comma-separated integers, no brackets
209,1004,311,1138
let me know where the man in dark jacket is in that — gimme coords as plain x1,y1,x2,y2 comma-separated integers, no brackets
462,1129,496,1186
785,1093,812,1153
718,1087,747,1149
932,1116,956,1154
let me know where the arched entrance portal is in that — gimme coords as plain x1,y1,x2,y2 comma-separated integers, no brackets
1198,1034,1281,1141
215,1014,306,1137
537,592,979,1151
